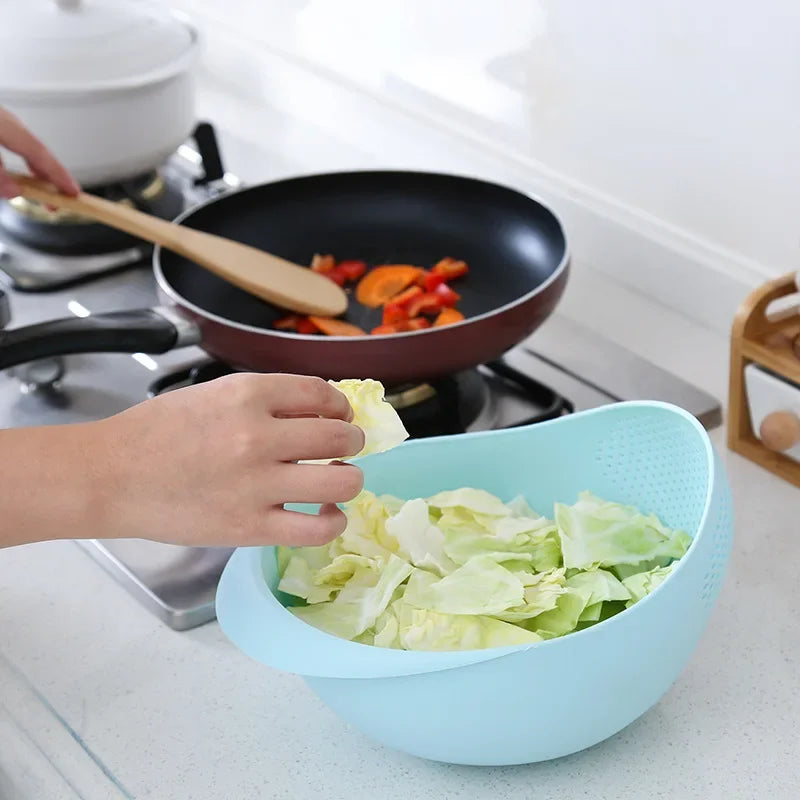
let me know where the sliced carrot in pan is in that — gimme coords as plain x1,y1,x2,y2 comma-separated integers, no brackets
433,307,465,327
431,257,469,280
310,253,336,273
308,317,366,336
274,314,301,330
355,265,423,308
386,285,423,308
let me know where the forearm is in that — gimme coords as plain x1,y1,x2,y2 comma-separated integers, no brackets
1,373,370,551
0,422,113,548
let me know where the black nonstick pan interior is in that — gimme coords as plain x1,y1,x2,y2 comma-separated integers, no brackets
158,171,567,333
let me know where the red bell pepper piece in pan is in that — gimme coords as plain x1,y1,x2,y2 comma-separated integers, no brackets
401,284,461,319
336,260,367,282
422,271,445,291
381,286,424,324
295,317,321,335
382,303,409,325
371,317,432,336
274,315,321,334
406,292,445,318
433,282,461,307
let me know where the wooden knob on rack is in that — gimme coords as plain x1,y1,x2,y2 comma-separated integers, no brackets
759,411,800,452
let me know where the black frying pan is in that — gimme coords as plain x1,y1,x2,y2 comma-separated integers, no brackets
0,171,569,386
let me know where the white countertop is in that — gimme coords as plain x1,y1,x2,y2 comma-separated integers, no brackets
2,21,800,800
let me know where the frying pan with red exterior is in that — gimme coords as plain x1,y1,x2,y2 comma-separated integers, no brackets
0,171,569,386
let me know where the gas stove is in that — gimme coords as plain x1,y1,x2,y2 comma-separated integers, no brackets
0,131,723,630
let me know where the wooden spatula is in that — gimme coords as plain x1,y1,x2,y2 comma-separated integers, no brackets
9,174,349,317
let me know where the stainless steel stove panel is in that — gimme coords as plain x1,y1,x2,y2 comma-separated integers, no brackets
76,539,233,632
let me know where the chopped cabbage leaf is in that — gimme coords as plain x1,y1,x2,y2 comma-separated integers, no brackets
291,553,412,639
394,600,542,651
492,568,566,622
506,494,541,519
442,520,561,573
338,491,402,560
277,545,338,604
373,606,402,649
622,561,680,607
578,602,604,623
555,492,691,570
385,499,456,576
427,488,512,517
565,568,631,605
611,556,674,581
402,556,524,616
527,589,591,639
279,487,689,651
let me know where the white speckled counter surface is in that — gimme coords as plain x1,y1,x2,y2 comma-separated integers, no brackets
2,21,800,800
2,429,799,800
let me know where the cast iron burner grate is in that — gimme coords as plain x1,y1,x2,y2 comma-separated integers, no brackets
147,358,574,438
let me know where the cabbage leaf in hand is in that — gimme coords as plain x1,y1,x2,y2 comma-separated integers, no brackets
329,378,409,457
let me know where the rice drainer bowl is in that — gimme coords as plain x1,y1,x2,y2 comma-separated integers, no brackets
216,401,733,765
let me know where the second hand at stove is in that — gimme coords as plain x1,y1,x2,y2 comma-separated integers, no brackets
0,122,237,292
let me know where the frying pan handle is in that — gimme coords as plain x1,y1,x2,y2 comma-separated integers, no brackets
0,308,196,370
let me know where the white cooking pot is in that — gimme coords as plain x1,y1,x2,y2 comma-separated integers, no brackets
0,0,199,186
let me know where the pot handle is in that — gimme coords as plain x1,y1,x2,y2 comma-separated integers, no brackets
0,307,196,370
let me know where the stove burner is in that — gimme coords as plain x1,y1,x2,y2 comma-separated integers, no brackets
8,172,168,225
0,122,233,289
147,358,573,437
484,358,573,425
0,170,184,256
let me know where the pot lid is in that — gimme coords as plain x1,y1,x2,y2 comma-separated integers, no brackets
0,0,197,94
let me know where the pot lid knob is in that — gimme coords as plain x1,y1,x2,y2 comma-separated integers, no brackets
54,0,82,9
